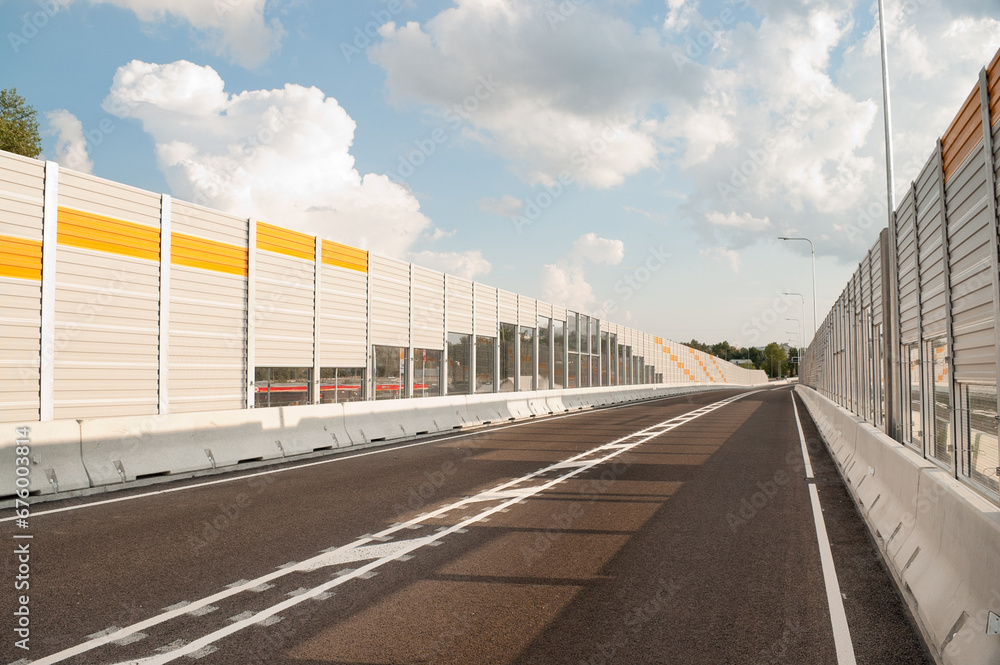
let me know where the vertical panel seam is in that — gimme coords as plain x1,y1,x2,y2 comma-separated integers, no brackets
39,161,58,422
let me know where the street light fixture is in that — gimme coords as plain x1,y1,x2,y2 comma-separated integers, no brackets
778,237,817,341
783,292,806,349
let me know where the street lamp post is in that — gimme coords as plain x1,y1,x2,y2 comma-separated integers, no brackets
783,292,806,347
778,237,817,341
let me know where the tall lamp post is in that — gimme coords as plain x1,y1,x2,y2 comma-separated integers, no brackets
778,236,817,341
783,292,806,347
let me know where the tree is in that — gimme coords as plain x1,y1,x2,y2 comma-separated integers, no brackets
0,88,42,158
762,342,788,379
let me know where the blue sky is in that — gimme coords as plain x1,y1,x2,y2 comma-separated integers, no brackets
4,0,999,347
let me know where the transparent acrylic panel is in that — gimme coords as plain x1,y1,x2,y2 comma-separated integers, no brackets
961,384,999,495
929,339,951,467
567,352,578,388
374,345,407,400
499,323,516,393
414,348,442,398
519,326,534,391
909,344,923,448
447,333,472,395
581,354,590,388
320,367,365,403
475,336,495,394
553,320,565,389
537,316,551,390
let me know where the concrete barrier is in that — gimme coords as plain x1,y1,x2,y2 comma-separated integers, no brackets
80,408,289,485
796,385,1000,665
6,382,754,504
275,403,354,453
0,420,90,497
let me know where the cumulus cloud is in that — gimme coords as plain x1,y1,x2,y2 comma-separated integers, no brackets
46,109,93,173
540,233,624,313
369,0,1000,263
368,0,685,189
103,59,432,258
77,0,284,68
408,249,491,280
478,194,523,217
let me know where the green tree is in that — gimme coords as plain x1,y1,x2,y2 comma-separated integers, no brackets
762,342,788,379
0,88,42,158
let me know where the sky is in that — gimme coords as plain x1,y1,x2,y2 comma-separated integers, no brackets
4,0,999,348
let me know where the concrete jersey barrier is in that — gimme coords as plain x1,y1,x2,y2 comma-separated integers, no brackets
796,385,1000,665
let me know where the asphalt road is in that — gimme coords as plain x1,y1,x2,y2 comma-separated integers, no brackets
2,386,933,664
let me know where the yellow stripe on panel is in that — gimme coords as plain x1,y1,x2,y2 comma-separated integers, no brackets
256,221,315,261
57,207,160,261
172,232,248,276
322,239,368,273
0,234,42,280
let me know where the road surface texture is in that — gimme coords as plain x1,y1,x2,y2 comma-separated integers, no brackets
3,386,934,664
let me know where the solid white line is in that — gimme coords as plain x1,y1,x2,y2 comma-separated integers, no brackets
792,393,857,665
791,394,815,479
33,391,755,665
0,389,731,524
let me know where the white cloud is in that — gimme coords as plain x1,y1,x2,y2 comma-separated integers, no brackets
368,0,682,189
46,109,93,173
104,59,432,258
408,249,491,280
570,232,625,266
78,0,284,68
705,211,771,231
540,233,624,313
700,247,741,273
478,194,523,217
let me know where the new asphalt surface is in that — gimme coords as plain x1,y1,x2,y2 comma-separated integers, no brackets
2,386,934,664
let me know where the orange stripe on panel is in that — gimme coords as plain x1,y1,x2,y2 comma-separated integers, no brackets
171,232,248,276
57,207,160,261
256,221,315,261
322,239,368,273
942,84,983,182
0,234,42,280
988,47,1000,125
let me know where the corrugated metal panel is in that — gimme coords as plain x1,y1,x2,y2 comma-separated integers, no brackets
322,239,368,273
54,248,160,419
946,141,996,382
871,236,884,322
370,254,409,347
518,295,536,327
59,170,161,229
172,200,247,247
498,289,517,324
0,152,44,240
320,263,368,365
475,285,498,334
0,152,44,422
446,275,473,333
552,304,566,321
257,221,314,262
255,250,315,366
942,84,983,183
536,301,553,318
897,187,919,343
170,266,246,412
412,265,444,348
58,207,159,261
915,153,948,338
989,49,1000,124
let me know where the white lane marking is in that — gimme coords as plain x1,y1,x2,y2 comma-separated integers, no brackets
31,391,755,665
1,390,731,524
125,392,756,665
791,393,815,480
792,393,857,665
